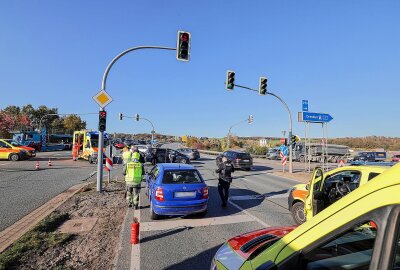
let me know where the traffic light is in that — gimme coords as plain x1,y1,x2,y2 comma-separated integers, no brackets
248,115,253,124
99,111,107,132
259,77,267,95
226,70,235,90
135,114,140,121
119,113,123,121
291,135,296,146
176,31,191,61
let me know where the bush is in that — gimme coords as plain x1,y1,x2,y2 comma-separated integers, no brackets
245,146,268,155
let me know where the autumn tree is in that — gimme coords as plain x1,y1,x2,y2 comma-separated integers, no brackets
63,115,86,133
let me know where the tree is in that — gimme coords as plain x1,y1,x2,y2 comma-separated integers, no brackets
63,115,86,133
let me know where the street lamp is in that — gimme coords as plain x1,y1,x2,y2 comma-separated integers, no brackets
227,115,254,148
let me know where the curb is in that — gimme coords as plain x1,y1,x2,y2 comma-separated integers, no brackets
0,182,90,254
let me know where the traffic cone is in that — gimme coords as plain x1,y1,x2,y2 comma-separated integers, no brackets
35,161,40,170
48,159,52,166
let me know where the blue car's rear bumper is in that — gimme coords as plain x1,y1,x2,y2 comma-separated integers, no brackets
152,199,208,216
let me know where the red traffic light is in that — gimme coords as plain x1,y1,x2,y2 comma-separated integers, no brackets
99,111,107,118
181,33,189,42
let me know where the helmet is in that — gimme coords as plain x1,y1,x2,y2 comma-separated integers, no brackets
222,156,228,163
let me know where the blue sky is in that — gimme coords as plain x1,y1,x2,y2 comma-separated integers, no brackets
1,1,399,138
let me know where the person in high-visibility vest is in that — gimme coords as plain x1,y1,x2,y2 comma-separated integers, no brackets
122,147,132,175
125,157,143,209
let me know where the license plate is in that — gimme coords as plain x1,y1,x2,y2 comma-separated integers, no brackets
243,160,249,162
175,192,196,198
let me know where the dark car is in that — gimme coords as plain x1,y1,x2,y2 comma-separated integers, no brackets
216,150,253,170
145,148,190,164
176,148,200,160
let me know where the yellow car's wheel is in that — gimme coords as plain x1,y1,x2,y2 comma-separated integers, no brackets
291,201,306,224
9,153,20,161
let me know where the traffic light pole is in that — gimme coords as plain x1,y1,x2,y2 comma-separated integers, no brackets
233,84,294,173
98,46,177,192
122,115,156,144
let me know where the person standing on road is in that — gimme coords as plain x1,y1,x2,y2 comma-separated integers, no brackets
216,156,235,207
125,157,143,209
122,147,132,175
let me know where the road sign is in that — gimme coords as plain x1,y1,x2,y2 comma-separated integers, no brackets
280,138,285,145
302,100,308,111
338,159,346,167
298,112,333,123
93,90,113,108
279,145,288,156
281,156,287,166
105,158,113,171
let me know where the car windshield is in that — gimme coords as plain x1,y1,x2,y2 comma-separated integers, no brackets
162,170,202,184
236,153,251,159
5,140,22,146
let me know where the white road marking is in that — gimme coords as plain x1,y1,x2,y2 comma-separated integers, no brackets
140,214,254,232
228,200,271,228
130,204,141,270
0,163,8,166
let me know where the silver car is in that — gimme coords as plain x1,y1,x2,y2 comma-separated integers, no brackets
176,148,200,160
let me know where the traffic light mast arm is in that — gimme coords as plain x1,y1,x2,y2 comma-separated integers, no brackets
121,114,156,138
101,46,176,91
232,84,294,173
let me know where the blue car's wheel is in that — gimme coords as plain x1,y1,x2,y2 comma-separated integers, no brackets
150,200,160,220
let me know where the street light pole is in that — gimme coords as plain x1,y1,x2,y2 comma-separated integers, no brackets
227,119,248,148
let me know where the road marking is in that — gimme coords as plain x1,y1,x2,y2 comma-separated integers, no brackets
0,163,8,166
130,205,141,270
228,200,271,228
141,214,254,232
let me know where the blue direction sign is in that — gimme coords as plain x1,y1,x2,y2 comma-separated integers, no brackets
279,145,289,156
298,112,333,123
302,100,308,111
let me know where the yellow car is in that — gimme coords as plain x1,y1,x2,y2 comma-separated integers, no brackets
211,163,400,269
288,165,388,224
0,139,33,161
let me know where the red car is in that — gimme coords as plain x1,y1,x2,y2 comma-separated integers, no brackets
392,154,400,162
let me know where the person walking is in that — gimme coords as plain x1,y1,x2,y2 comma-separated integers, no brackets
124,156,143,209
216,156,235,207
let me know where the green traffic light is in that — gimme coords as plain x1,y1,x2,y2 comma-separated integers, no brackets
227,83,234,89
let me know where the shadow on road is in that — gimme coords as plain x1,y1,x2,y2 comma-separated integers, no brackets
140,226,194,244
163,245,220,270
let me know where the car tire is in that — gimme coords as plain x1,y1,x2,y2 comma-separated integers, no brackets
9,153,20,161
245,167,251,171
150,200,159,220
299,155,305,163
180,158,187,164
89,156,94,164
291,201,306,225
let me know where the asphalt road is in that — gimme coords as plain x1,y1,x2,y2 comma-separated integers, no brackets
0,151,99,231
135,151,302,270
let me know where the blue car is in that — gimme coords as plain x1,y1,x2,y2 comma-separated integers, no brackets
146,163,209,220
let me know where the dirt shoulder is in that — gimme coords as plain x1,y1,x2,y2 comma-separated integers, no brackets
0,182,127,270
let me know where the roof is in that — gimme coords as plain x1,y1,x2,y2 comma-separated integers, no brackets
157,163,194,170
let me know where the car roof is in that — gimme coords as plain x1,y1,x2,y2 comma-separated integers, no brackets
157,163,195,171
325,165,389,174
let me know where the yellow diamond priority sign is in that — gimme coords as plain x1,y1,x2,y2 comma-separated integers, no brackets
93,90,113,108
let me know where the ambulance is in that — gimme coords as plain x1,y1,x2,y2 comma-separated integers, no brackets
72,130,109,163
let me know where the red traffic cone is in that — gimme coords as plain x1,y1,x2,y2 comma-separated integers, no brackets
35,161,40,170
48,159,52,166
